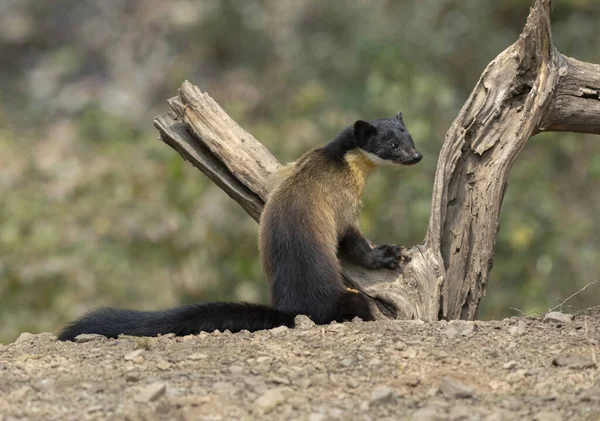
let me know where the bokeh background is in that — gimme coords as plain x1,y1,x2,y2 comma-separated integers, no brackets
1,0,599,343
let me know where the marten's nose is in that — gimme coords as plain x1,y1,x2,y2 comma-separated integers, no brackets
412,152,423,163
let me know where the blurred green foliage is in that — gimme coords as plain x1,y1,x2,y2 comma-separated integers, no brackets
0,0,599,343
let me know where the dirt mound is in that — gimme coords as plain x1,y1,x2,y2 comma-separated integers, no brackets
0,315,598,420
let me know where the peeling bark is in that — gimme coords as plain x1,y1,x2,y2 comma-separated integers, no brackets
154,0,600,321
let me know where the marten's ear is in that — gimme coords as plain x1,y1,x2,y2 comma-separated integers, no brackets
354,120,377,145
396,112,404,123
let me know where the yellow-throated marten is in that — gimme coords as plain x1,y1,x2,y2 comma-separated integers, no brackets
58,113,422,340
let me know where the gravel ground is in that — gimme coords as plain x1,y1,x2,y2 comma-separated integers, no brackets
0,311,599,421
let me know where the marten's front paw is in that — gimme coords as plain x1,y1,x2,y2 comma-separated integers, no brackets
372,244,403,269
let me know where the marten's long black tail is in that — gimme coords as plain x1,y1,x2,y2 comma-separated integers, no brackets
57,302,296,341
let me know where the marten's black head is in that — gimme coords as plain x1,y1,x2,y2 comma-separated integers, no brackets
354,113,422,166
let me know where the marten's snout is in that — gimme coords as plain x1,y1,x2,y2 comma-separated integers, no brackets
403,150,422,165
411,151,423,163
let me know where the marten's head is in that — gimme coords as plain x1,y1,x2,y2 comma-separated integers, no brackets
354,113,422,166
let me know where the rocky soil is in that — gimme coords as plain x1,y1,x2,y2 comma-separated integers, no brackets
0,311,599,421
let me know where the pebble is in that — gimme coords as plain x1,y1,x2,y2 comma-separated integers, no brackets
74,333,106,343
296,378,311,389
347,378,359,389
188,352,208,360
340,358,353,367
294,315,315,330
543,312,573,324
156,360,171,371
369,386,395,405
503,360,518,370
449,404,470,420
532,411,562,421
124,349,144,361
226,365,243,374
552,353,596,369
326,323,346,332
15,332,36,343
269,325,289,336
401,375,421,387
134,382,166,403
8,386,31,401
412,407,447,421
448,320,475,336
309,413,326,421
394,340,407,351
508,321,527,337
255,387,292,412
579,385,600,402
439,377,474,399
400,348,418,359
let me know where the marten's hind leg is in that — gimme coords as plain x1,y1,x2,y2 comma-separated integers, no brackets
335,291,374,322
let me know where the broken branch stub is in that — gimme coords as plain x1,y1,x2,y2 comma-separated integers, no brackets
154,0,600,321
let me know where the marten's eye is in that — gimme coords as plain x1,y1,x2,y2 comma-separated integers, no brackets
390,141,399,149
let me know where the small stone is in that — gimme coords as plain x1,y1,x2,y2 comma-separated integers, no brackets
294,315,315,329
297,378,311,389
326,323,345,332
448,320,475,336
543,312,573,324
228,365,244,374
340,358,353,367
489,380,509,391
369,386,395,405
485,412,508,421
580,385,600,402
439,376,474,399
309,413,326,421
159,333,176,339
552,353,596,369
255,387,291,412
124,349,144,361
508,321,527,337
269,325,289,336
503,360,518,370
412,407,446,421
32,378,55,391
449,404,470,420
444,326,460,339
394,340,407,351
37,333,57,342
269,375,290,385
157,361,172,371
86,405,103,414
532,411,562,421
347,378,359,389
15,332,36,343
506,369,527,383
126,373,140,382
401,375,420,387
188,353,208,360
400,348,418,359
256,356,271,363
351,317,363,322
134,382,166,403
8,386,31,401
74,333,106,343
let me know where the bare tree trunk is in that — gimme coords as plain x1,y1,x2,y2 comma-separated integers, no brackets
154,0,600,321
